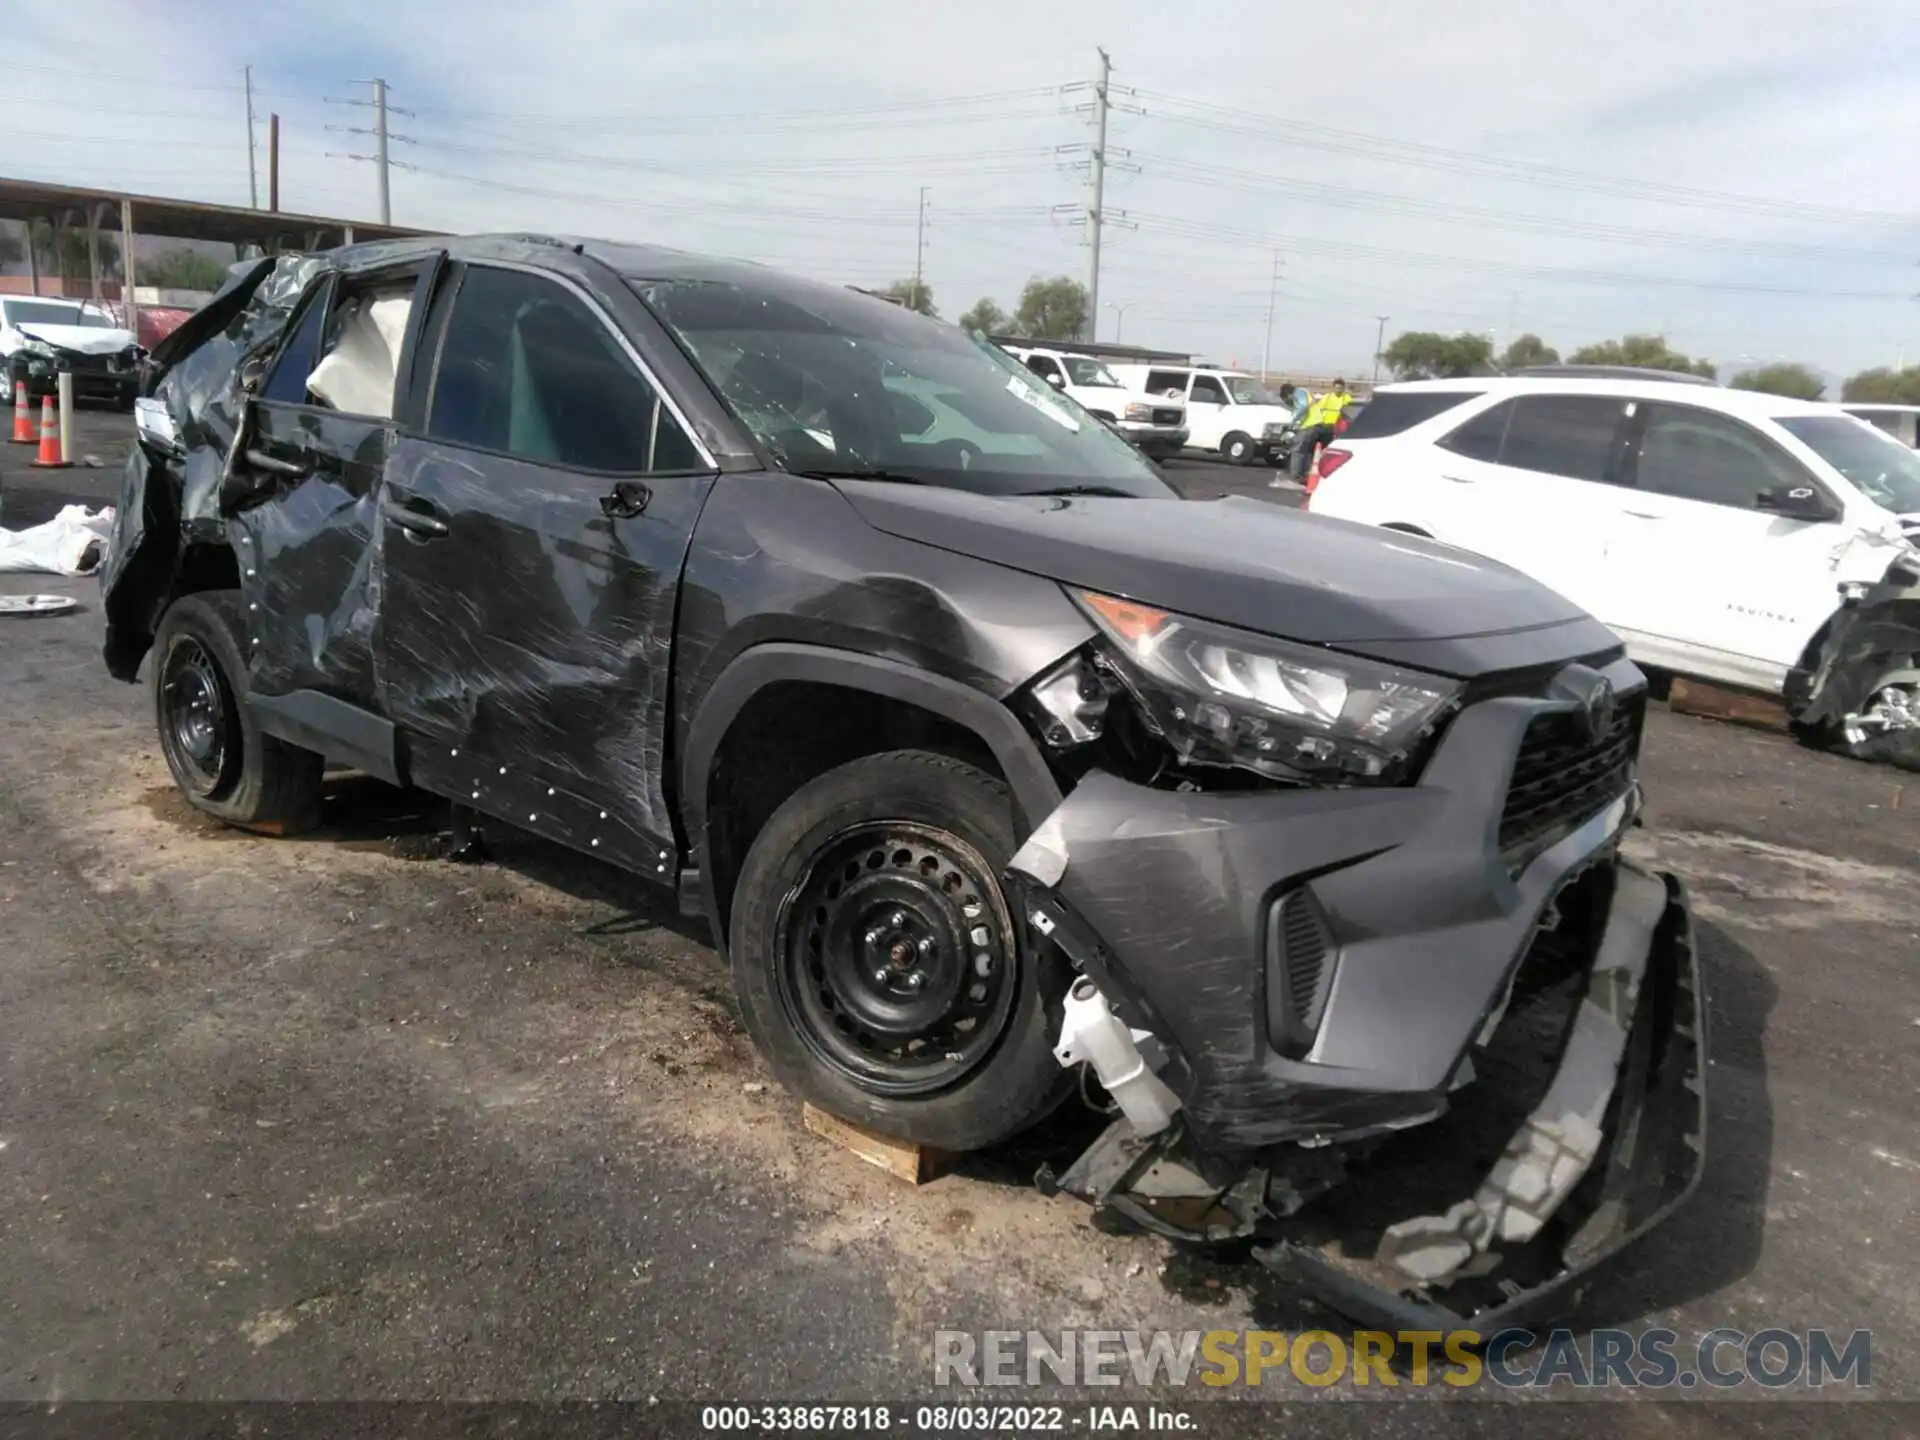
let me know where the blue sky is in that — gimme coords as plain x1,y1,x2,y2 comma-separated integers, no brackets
8,0,1920,381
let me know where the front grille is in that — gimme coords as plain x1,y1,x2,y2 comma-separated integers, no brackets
1151,407,1183,426
1267,887,1336,1054
1499,693,1643,864
55,351,112,373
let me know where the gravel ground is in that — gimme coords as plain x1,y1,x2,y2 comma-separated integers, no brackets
0,412,1914,1437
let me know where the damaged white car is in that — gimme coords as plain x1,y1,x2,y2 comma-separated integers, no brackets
1307,372,1920,770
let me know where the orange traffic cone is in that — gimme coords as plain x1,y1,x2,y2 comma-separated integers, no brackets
9,379,35,444
29,394,70,469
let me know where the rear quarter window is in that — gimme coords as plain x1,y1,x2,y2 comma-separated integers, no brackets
1341,390,1483,440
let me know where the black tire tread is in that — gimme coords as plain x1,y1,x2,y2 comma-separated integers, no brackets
152,590,325,834
727,748,1072,1152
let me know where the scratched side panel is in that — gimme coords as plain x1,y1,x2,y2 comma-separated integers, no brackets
227,405,390,705
377,436,712,863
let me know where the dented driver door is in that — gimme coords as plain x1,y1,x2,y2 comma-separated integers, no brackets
376,262,718,878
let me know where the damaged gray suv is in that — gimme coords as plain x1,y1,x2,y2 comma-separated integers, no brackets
101,235,1707,1330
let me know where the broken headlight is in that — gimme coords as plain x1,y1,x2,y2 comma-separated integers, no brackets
1073,589,1461,783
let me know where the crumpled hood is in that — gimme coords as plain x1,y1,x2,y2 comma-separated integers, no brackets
16,323,137,355
836,482,1609,670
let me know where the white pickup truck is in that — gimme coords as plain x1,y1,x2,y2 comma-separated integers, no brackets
999,345,1188,458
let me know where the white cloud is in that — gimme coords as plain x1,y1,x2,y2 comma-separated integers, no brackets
6,0,1919,377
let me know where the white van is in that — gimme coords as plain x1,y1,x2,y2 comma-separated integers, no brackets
999,345,1187,458
1108,363,1296,465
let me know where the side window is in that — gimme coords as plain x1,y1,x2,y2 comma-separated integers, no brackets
1190,375,1228,404
1024,355,1060,382
1498,395,1630,482
426,266,702,473
257,284,330,404
1145,369,1189,398
1634,405,1810,509
1437,398,1513,463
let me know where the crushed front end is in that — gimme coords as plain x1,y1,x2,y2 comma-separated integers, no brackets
1005,601,1708,1330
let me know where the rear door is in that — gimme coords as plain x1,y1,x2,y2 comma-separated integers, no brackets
1603,402,1846,689
1416,393,1634,614
226,256,440,706
377,260,719,874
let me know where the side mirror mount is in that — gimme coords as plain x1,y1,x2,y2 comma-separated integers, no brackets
237,350,270,395
1756,484,1840,522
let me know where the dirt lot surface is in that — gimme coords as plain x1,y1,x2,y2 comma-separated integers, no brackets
1,414,1915,1437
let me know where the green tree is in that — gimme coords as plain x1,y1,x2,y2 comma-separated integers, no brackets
1010,275,1088,341
1381,330,1495,380
957,297,1007,335
875,277,936,316
1568,334,1714,378
26,222,120,282
142,248,231,293
0,228,23,269
1499,333,1559,371
1840,365,1920,405
1729,362,1825,402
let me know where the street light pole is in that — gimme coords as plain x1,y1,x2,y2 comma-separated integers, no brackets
1104,300,1134,341
1371,315,1390,387
1260,250,1281,380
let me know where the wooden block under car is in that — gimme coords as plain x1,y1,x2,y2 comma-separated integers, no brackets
802,1103,954,1185
1667,677,1789,732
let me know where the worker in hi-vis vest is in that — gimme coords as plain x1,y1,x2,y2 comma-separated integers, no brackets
1289,378,1354,480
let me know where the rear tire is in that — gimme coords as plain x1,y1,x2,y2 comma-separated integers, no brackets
1222,431,1254,465
151,590,324,834
727,749,1072,1151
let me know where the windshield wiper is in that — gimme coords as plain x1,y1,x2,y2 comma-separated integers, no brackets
791,466,931,486
1020,484,1143,499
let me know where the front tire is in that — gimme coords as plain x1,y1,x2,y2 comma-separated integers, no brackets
1834,673,1920,772
1221,431,1254,465
151,591,324,834
728,750,1072,1151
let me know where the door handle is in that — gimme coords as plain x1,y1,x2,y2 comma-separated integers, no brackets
381,496,450,538
243,447,308,477
599,480,652,519
1440,474,1475,485
1622,509,1663,520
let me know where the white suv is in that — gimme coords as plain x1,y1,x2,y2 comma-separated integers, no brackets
1306,369,1920,766
999,346,1188,458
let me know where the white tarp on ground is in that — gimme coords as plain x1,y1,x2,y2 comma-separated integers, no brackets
0,505,116,575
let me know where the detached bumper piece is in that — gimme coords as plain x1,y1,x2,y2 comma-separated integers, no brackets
1016,861,1708,1332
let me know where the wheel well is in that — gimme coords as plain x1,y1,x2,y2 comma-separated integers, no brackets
175,541,241,599
703,680,1005,946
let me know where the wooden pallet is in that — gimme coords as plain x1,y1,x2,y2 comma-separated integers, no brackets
802,1103,954,1185
1668,677,1789,733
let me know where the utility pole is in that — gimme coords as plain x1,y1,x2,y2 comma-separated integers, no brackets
1260,250,1281,379
913,186,928,309
1085,47,1110,344
1372,315,1390,387
268,114,280,211
374,78,391,225
326,80,412,223
244,65,259,209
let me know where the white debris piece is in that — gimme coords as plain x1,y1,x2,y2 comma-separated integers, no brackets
0,504,115,575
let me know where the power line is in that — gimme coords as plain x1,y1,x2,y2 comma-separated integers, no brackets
1128,88,1920,229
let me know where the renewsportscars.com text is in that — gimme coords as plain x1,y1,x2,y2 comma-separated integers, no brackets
933,1327,1873,1391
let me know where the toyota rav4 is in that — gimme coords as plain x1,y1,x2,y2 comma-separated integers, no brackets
100,236,1706,1330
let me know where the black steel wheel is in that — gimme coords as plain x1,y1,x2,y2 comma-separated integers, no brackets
775,821,1017,1097
159,633,239,799
150,591,325,832
728,749,1073,1151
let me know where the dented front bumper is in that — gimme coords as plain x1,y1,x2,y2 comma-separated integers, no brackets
1005,681,1708,1327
